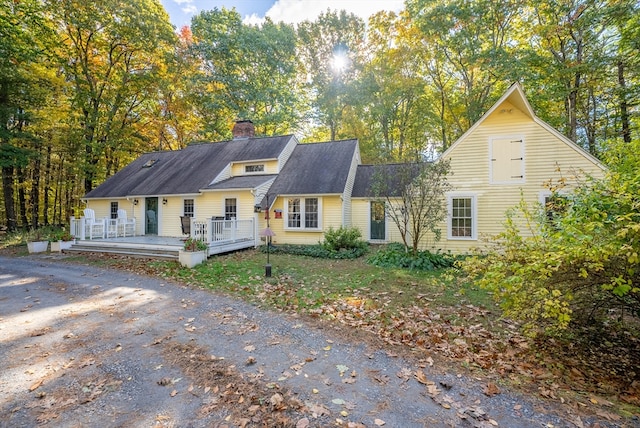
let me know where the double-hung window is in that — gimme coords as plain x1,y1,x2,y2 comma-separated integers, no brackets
286,197,320,230
110,202,118,219
448,195,477,240
183,199,194,217
224,198,237,220
224,198,237,229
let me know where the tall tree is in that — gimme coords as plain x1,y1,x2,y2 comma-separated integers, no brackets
521,0,616,153
51,0,176,193
191,8,300,139
0,0,56,230
353,11,430,162
296,9,366,141
406,0,520,136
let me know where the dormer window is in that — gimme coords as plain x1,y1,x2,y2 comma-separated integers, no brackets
245,164,264,173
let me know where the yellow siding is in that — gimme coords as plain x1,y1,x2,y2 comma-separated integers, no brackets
230,159,279,176
84,199,143,235
436,100,604,254
351,198,406,244
157,196,186,236
84,200,111,220
262,195,343,246
351,199,369,239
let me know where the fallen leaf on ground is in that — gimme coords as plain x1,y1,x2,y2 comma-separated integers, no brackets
29,379,44,392
483,382,501,397
296,418,310,428
414,370,429,385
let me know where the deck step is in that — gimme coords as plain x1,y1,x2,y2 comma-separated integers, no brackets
65,244,179,259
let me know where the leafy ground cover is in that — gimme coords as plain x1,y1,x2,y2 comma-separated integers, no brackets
2,239,638,423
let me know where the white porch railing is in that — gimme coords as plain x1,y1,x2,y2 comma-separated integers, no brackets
70,216,136,240
71,216,254,245
191,218,254,244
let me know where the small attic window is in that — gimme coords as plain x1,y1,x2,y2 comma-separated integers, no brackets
142,159,159,168
245,164,264,173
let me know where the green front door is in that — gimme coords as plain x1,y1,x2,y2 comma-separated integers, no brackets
370,201,386,240
145,197,158,235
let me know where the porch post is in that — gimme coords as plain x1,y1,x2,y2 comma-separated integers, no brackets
78,216,86,240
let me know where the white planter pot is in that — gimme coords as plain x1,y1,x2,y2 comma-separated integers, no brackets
178,250,207,268
51,240,75,252
27,241,49,253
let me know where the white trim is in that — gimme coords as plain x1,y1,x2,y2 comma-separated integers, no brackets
538,190,552,206
368,200,387,242
284,196,323,231
447,193,478,241
183,198,195,218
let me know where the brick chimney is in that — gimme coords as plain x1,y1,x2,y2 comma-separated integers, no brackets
232,120,255,139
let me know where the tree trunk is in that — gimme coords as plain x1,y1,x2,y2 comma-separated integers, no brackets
43,144,52,225
618,60,631,143
17,166,28,228
2,166,17,231
31,149,42,228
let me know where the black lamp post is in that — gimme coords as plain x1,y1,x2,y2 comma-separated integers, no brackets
258,193,275,277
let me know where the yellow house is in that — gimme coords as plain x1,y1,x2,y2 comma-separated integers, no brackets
80,121,361,254
81,84,605,255
350,83,606,253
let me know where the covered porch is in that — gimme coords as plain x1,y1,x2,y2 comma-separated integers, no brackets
68,217,258,259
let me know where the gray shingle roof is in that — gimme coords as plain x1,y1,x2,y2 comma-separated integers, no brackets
204,174,277,191
352,163,423,197
267,139,358,196
84,135,295,198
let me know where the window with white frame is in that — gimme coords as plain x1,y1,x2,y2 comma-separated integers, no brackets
110,202,118,219
183,199,194,217
224,198,237,220
448,195,476,240
286,197,320,230
539,191,569,224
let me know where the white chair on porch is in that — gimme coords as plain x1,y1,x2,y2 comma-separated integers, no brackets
117,209,136,237
83,208,105,239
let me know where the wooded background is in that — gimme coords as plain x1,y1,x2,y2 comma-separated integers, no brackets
1,0,637,230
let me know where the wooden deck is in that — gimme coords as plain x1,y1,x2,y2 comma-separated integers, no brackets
68,217,257,259
66,235,256,259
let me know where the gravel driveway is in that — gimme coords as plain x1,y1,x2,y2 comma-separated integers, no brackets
0,255,624,427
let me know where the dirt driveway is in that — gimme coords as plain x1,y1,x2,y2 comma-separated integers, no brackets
0,255,623,427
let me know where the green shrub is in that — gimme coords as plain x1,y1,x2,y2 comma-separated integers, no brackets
367,243,458,271
183,237,207,251
462,139,640,336
261,243,367,259
321,226,368,252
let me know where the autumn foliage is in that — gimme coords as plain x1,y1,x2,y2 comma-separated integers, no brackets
462,139,640,337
